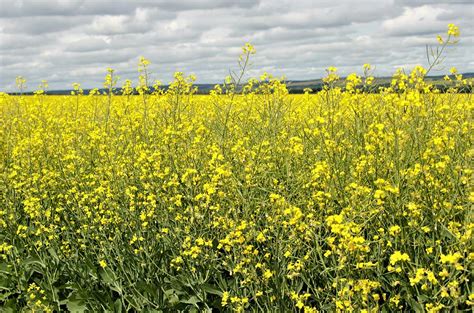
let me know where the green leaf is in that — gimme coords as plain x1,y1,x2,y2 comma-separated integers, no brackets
143,310,163,313
114,298,122,313
136,281,157,297
0,291,12,302
99,268,116,285
181,295,200,308
188,307,199,313
0,276,12,290
23,257,46,268
2,299,18,313
48,248,59,263
0,262,11,274
66,299,87,313
407,297,424,312
201,284,222,296
164,289,180,305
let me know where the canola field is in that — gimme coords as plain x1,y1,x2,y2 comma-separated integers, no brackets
0,28,473,312
1,73,473,312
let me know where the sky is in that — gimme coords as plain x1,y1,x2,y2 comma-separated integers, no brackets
0,0,473,91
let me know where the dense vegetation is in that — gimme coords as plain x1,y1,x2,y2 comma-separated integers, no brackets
0,24,472,312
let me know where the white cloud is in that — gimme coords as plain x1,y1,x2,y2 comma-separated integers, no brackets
382,6,446,36
0,0,472,91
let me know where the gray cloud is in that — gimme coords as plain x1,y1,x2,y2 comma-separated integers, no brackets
0,0,472,91
395,0,472,6
1,15,93,34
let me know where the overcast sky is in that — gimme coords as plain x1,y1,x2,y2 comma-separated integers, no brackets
0,0,473,91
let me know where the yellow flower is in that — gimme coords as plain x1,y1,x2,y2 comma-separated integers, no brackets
242,43,256,55
440,252,462,264
409,268,425,286
389,225,401,236
389,251,410,265
221,291,230,306
99,260,107,268
447,23,460,37
426,270,437,284
390,294,401,306
466,293,474,305
296,300,304,309
441,287,449,298
263,269,273,280
439,268,449,278
256,232,266,242
426,302,444,313
139,56,150,67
